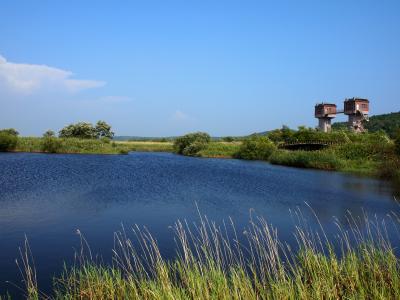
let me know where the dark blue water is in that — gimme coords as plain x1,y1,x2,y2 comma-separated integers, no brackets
0,152,399,297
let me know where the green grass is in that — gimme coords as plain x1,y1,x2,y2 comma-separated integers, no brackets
268,149,391,177
198,142,241,158
16,211,400,299
114,141,174,152
196,139,398,179
16,137,125,154
269,150,344,171
14,138,173,155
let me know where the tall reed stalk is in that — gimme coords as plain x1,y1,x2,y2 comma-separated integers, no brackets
16,209,400,299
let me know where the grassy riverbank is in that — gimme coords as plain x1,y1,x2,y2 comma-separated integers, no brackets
5,133,400,180
197,142,241,158
13,138,173,155
13,212,400,300
175,130,400,180
113,140,174,152
268,139,399,178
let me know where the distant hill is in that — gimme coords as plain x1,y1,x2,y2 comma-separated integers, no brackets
332,111,400,138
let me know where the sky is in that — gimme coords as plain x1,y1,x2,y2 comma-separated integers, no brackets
0,1,399,137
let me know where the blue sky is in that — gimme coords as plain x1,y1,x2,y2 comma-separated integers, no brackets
1,1,399,136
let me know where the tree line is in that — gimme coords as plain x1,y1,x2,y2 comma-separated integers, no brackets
0,120,114,152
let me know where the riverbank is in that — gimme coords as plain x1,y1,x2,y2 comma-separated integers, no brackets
11,213,400,300
195,138,400,180
7,136,400,181
14,137,173,155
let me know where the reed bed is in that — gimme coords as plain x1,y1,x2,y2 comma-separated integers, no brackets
15,138,173,155
16,137,127,154
15,209,400,300
114,141,174,152
198,142,241,158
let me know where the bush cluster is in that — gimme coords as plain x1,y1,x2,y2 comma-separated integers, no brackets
236,136,276,160
269,150,343,171
41,137,63,153
266,126,352,144
0,128,19,152
333,142,389,161
59,121,114,139
173,132,211,156
222,136,235,142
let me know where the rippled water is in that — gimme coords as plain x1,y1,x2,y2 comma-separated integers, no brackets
0,152,399,297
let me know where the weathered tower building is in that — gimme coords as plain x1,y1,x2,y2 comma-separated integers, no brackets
314,103,337,132
314,98,370,133
344,98,369,133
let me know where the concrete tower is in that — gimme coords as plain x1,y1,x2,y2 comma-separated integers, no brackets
344,98,369,133
315,103,337,132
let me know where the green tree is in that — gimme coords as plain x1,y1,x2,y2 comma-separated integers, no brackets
95,121,114,139
0,132,18,152
0,128,19,136
173,132,211,156
59,122,97,139
293,126,316,142
43,130,56,138
236,136,276,161
267,125,295,143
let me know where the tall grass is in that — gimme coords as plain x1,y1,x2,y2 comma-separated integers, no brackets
269,150,343,171
198,142,241,158
15,209,400,299
14,138,174,155
16,137,126,154
114,141,174,153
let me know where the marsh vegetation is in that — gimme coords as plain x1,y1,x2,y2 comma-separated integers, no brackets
174,128,400,181
12,211,400,300
2,120,400,181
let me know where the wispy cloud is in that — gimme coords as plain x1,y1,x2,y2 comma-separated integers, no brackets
0,54,105,94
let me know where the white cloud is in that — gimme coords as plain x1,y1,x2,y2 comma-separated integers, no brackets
171,110,190,121
0,54,105,94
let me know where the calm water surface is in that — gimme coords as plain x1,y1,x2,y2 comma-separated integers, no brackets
0,152,399,297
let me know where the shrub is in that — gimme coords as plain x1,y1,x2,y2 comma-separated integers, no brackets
0,128,19,136
198,142,241,158
267,126,295,143
0,132,18,152
43,130,56,138
236,136,276,160
101,137,111,144
41,137,63,153
119,149,129,155
333,138,392,161
269,150,342,170
222,136,234,142
173,132,211,156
